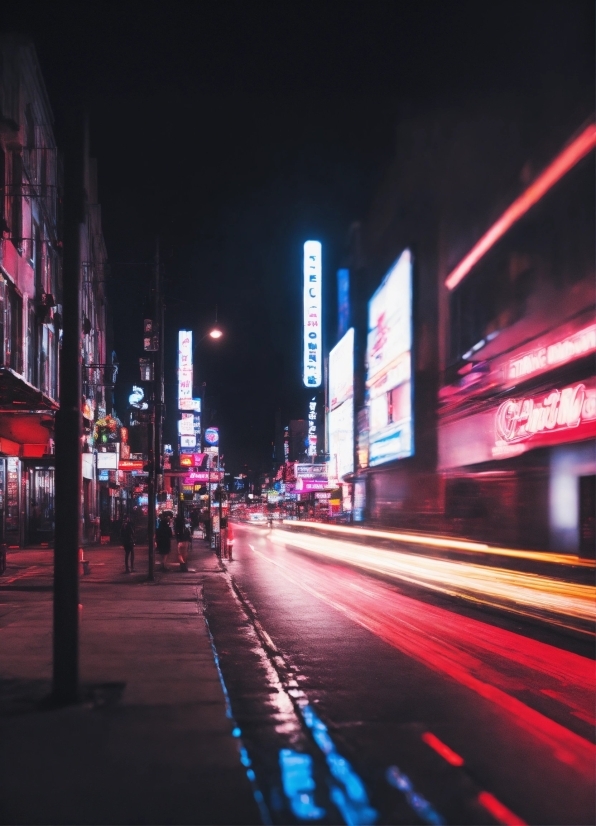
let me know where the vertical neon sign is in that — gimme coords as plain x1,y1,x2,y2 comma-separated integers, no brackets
303,241,322,388
178,330,193,409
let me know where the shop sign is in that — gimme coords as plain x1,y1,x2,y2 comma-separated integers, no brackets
205,427,219,445
118,459,144,471
439,378,596,469
502,322,596,387
303,240,322,388
295,477,328,492
183,471,224,483
495,381,596,447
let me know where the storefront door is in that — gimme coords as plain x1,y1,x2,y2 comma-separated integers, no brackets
579,475,595,558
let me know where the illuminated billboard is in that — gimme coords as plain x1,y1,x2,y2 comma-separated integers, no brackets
366,249,413,466
328,328,354,480
303,240,322,388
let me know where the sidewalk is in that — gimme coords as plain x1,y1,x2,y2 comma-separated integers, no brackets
0,541,263,825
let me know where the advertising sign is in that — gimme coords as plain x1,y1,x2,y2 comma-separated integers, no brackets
366,249,413,466
180,435,196,448
303,240,322,388
97,452,118,470
307,398,317,457
178,415,195,436
204,427,219,446
295,463,326,477
329,328,354,411
337,268,350,339
328,328,355,481
329,399,354,481
178,330,193,409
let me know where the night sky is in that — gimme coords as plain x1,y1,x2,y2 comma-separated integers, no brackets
3,2,594,474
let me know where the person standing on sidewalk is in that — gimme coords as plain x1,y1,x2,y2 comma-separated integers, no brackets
226,520,234,561
156,514,173,571
120,517,135,573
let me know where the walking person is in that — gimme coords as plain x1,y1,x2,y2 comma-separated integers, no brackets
120,517,135,573
178,523,192,572
156,514,173,571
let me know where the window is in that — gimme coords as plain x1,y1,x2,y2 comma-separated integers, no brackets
10,152,22,248
0,277,23,373
0,147,5,229
27,304,36,385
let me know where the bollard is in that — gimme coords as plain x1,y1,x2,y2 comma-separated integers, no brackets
78,548,90,576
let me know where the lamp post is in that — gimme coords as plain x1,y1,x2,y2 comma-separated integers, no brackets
189,323,222,546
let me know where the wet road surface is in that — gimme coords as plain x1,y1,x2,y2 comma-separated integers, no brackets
203,523,595,825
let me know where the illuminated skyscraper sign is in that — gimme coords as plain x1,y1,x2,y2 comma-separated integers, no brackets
303,241,322,388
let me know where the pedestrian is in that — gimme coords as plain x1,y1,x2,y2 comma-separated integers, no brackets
156,514,173,570
120,517,135,573
178,523,192,572
227,520,235,561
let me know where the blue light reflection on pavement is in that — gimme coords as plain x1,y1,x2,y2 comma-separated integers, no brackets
279,749,326,820
386,765,445,825
299,704,378,825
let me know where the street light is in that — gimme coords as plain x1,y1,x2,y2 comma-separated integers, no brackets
209,327,223,339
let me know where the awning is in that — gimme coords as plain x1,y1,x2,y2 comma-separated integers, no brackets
0,367,58,410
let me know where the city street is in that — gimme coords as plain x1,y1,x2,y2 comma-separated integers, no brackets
204,523,596,825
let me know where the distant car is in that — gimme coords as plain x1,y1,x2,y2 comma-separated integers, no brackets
249,512,267,523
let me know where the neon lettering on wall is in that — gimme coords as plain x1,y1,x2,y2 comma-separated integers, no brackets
507,324,596,382
308,398,317,456
303,241,322,388
495,382,596,445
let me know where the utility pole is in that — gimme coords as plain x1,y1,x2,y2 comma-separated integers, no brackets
53,116,85,704
155,239,164,529
146,241,162,581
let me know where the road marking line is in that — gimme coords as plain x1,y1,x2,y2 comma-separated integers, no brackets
477,791,527,825
421,732,465,766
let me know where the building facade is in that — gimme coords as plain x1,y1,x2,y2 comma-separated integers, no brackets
438,122,595,554
0,36,61,546
341,103,594,555
0,36,116,547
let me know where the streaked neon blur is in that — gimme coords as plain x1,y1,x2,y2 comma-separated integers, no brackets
445,123,596,291
243,524,595,779
285,520,596,568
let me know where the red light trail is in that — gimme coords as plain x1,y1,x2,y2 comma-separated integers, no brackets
243,526,595,782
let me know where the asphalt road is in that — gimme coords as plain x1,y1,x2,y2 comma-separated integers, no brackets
203,522,595,826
